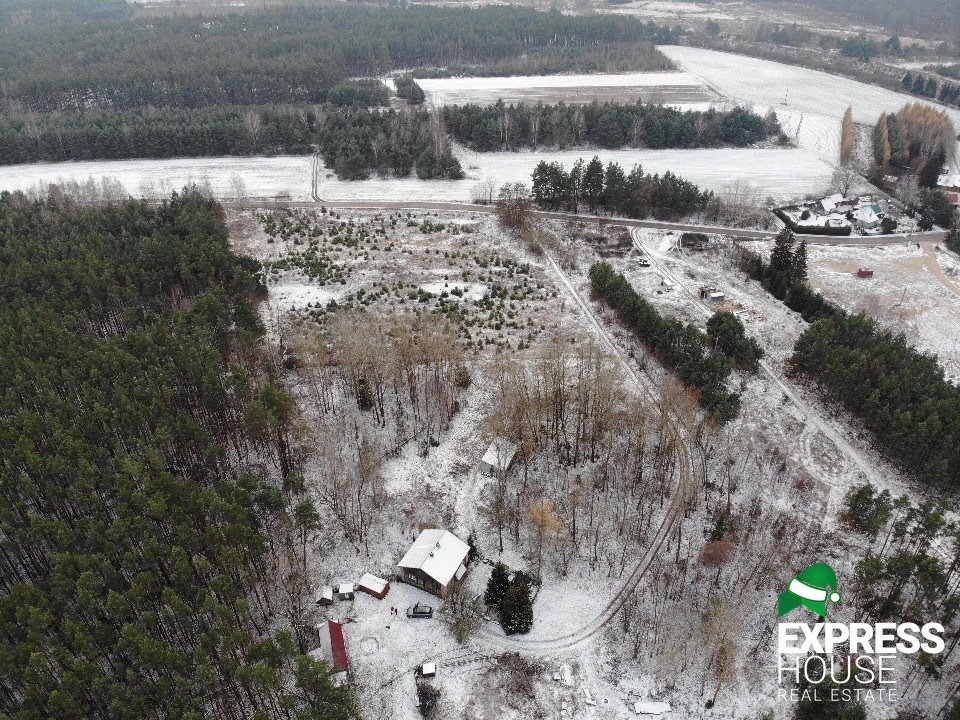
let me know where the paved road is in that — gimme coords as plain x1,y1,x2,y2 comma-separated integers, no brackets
230,197,949,246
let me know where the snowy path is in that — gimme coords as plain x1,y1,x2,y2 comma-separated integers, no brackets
631,226,885,489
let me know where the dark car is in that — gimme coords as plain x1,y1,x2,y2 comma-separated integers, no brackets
407,603,434,619
637,258,651,267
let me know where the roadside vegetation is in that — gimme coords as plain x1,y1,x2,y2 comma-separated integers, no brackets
531,156,711,220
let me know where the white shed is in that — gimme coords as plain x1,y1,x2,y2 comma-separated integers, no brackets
479,440,517,477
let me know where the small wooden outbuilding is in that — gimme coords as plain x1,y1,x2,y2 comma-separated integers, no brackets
357,573,390,600
479,440,517,477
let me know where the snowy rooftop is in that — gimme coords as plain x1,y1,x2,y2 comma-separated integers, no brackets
480,440,518,472
397,529,470,587
358,573,388,594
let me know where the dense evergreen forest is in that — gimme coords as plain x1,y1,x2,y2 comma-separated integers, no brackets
0,106,320,163
444,101,779,151
0,4,670,113
0,1,676,170
531,156,712,220
317,107,463,180
0,105,465,180
0,191,353,718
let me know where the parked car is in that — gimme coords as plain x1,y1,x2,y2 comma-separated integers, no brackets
407,603,434,619
636,258,651,267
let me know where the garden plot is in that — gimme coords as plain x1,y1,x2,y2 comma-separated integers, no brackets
417,71,721,106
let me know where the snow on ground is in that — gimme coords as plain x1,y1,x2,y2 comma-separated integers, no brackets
806,242,960,382
0,155,314,200
0,145,837,204
267,280,342,311
419,281,488,300
319,147,835,203
601,0,734,19
660,45,960,171
418,71,721,106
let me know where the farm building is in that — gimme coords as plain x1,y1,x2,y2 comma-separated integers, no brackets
337,583,355,600
357,573,390,599
479,440,517,477
397,529,471,598
315,585,334,606
312,620,349,683
699,286,725,302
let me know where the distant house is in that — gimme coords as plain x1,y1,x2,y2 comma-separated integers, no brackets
479,440,517,477
818,193,843,214
852,206,880,228
357,573,390,600
938,174,960,192
397,529,470,598
312,620,349,684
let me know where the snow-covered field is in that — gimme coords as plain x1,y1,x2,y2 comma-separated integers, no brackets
331,147,836,203
0,155,314,200
808,243,960,382
418,71,721,106
0,146,837,203
601,0,734,20
660,45,960,170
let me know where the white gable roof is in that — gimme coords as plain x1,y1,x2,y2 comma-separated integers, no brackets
398,529,470,587
480,440,517,472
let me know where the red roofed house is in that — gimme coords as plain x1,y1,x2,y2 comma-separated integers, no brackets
311,619,349,684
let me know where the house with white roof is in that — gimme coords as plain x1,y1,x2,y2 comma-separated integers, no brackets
397,529,471,598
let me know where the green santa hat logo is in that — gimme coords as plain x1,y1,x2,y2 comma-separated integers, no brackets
777,563,841,618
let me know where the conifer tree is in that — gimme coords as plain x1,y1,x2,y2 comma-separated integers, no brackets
484,562,510,612
500,572,534,635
